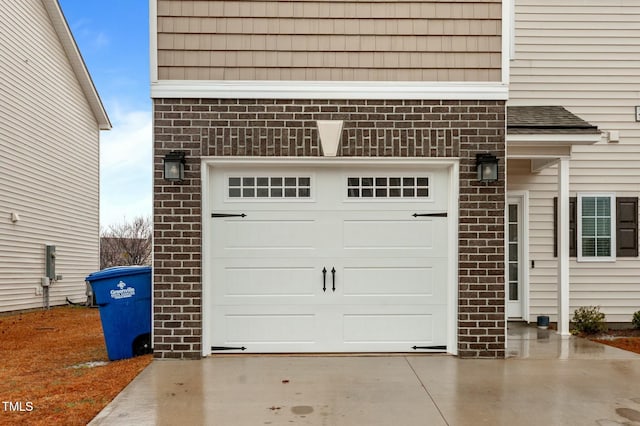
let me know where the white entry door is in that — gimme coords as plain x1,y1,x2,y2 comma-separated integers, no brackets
507,196,525,319
207,165,450,353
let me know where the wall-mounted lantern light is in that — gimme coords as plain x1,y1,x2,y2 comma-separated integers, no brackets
163,151,186,182
476,153,499,182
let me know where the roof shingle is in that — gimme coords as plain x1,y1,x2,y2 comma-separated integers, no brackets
507,106,599,135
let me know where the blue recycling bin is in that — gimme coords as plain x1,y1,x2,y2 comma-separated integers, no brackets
85,266,152,360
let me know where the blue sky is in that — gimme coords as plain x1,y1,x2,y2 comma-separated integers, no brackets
59,0,152,228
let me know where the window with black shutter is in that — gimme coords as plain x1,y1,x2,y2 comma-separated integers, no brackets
554,196,638,259
617,197,639,257
553,197,577,257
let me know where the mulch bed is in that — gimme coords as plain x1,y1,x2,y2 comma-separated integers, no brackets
0,306,152,425
590,328,640,355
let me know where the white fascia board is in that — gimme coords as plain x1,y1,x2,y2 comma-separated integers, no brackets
149,0,158,84
42,0,111,130
502,0,511,84
507,133,602,145
151,80,508,100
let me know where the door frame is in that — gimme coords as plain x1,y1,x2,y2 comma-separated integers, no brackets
505,191,529,321
201,157,460,356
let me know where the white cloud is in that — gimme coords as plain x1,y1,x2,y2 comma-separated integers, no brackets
93,32,110,49
100,104,152,228
101,104,151,169
69,18,109,50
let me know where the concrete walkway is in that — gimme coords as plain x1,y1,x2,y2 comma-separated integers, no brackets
90,326,640,426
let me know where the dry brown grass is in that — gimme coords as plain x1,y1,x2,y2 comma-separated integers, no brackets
0,306,152,425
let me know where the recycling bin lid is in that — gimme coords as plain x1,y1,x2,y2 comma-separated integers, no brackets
85,265,151,281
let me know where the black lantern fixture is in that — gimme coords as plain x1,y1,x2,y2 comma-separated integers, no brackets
476,153,499,182
163,151,186,182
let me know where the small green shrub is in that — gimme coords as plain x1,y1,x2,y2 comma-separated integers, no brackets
632,311,640,329
571,306,606,334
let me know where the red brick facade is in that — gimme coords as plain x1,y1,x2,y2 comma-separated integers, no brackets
153,98,506,359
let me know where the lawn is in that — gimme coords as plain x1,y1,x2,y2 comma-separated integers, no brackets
0,306,152,425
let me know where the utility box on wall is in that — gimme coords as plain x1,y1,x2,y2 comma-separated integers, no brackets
45,245,56,280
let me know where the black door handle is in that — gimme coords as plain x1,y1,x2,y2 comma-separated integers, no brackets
331,267,336,292
322,267,327,292
412,212,447,218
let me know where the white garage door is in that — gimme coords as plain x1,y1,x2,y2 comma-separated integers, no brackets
207,164,450,353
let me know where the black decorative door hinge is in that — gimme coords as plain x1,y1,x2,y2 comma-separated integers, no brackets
331,267,336,292
211,346,247,351
322,267,327,292
412,345,447,351
412,212,447,218
211,213,246,218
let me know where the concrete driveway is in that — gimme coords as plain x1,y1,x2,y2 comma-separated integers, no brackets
90,326,640,426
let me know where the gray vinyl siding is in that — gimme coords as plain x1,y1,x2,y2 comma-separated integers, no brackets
509,0,640,323
156,0,503,82
0,0,100,312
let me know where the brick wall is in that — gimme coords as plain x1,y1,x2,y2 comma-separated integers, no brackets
153,98,506,359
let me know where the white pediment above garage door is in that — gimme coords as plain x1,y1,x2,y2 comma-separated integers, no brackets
205,163,453,354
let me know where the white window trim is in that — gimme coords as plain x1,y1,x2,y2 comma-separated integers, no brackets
224,173,316,202
343,174,433,202
577,193,616,262
505,191,529,322
504,0,514,75
201,158,460,356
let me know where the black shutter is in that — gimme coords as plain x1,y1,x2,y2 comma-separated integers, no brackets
554,197,577,257
616,197,638,257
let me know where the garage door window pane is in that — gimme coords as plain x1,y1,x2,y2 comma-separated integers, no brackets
228,176,311,199
347,176,430,199
271,188,282,197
